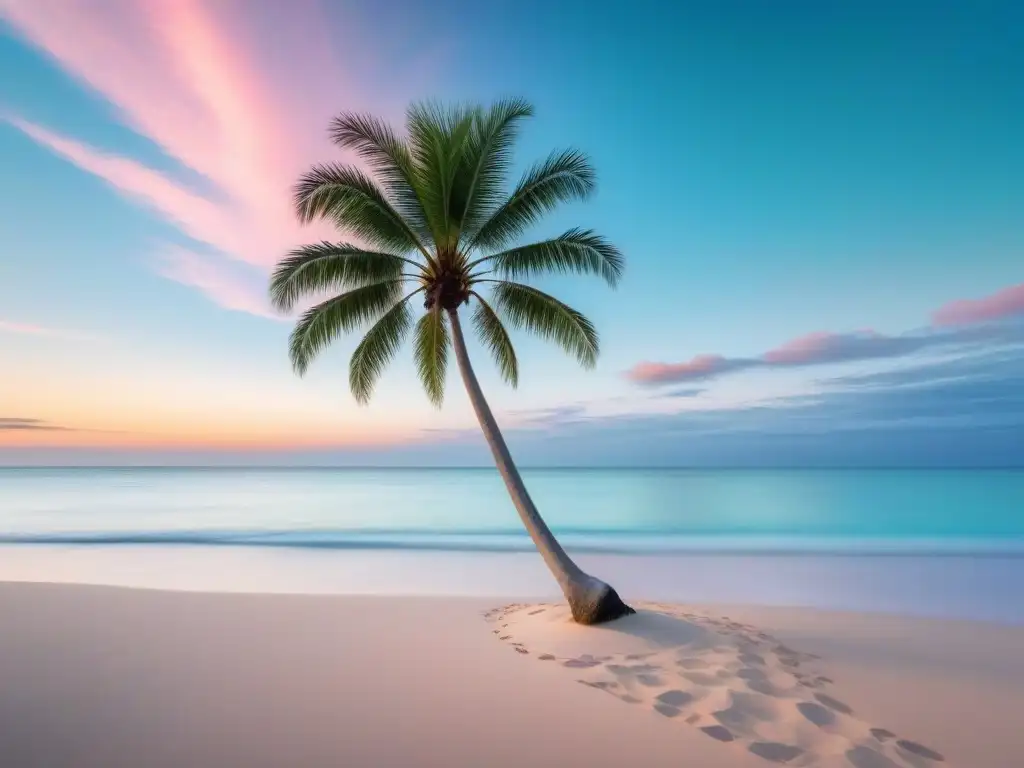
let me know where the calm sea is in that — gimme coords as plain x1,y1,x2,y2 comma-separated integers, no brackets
2,468,1023,623
1,467,1022,553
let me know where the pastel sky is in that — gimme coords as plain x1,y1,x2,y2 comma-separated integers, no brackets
1,0,1022,466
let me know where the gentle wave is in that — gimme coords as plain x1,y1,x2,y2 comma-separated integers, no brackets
3,528,1024,556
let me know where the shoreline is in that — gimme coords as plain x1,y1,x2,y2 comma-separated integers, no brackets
2,583,1022,767
3,544,1023,625
4,534,1024,557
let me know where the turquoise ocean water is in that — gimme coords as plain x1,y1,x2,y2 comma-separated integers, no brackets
1,467,1022,553
2,468,1023,623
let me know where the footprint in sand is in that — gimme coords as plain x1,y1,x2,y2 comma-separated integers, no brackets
656,690,693,708
701,725,736,742
746,678,782,696
678,658,711,670
607,663,658,675
636,673,664,686
682,671,721,686
846,745,902,768
796,701,835,727
748,741,804,763
653,703,683,717
813,692,854,715
563,658,601,669
896,740,944,762
652,689,695,717
487,601,946,768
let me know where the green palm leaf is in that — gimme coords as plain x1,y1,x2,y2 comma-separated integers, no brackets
406,101,476,250
471,292,519,386
349,291,421,403
413,309,450,407
491,281,599,368
293,163,425,254
482,228,624,287
289,280,403,375
328,113,432,242
468,149,596,251
453,98,534,243
269,242,412,312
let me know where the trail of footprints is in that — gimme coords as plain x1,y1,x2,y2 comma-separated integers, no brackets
484,602,947,768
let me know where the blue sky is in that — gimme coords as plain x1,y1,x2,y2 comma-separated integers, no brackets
0,0,1021,466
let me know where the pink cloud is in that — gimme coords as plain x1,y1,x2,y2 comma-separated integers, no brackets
0,0,434,316
155,248,286,321
10,119,242,255
761,330,888,365
762,332,838,365
931,282,1024,327
627,355,749,384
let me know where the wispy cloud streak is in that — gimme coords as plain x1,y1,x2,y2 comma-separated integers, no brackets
10,119,241,254
0,417,72,431
1,0,427,316
0,319,99,341
154,247,286,321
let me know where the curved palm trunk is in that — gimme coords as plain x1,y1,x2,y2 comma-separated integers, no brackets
447,309,634,625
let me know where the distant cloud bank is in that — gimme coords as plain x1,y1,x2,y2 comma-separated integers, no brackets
627,281,1024,385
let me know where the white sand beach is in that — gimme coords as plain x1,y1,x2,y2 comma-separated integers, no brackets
2,582,1022,768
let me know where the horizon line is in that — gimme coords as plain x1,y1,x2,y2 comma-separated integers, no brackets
1,465,1022,471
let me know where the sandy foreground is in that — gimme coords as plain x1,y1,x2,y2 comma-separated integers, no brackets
1,583,1022,768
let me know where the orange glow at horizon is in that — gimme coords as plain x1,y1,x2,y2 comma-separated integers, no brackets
0,394,447,450
0,427,429,452
1,356,466,452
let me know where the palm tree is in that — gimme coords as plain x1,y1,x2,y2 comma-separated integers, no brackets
269,99,634,625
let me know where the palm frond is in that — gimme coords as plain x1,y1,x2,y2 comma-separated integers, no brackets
293,163,426,255
470,292,519,386
405,101,476,250
491,281,599,368
475,228,623,287
270,242,415,312
453,98,534,244
413,308,450,407
288,280,403,375
328,113,432,241
349,290,421,404
468,149,596,252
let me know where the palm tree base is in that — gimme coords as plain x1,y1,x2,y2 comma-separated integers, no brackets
566,576,636,625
